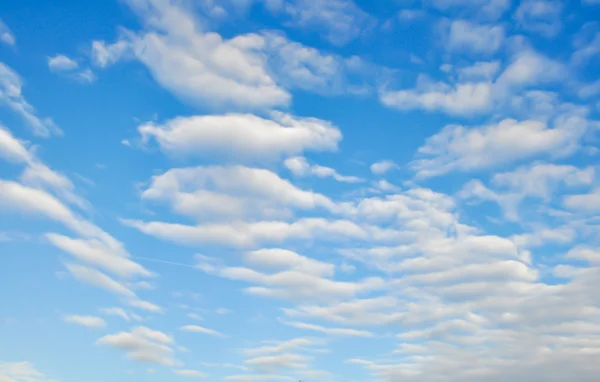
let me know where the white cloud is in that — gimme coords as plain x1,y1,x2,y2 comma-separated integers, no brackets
47,55,78,72
411,114,590,178
123,217,402,249
370,160,398,175
101,307,133,322
564,189,600,212
514,0,563,38
65,263,137,298
273,0,376,46
180,325,225,337
381,47,565,117
578,79,600,99
195,253,384,303
459,163,595,220
572,30,600,66
140,165,342,222
0,63,61,137
444,19,505,55
46,234,152,279
245,354,307,372
0,20,15,46
380,75,494,116
284,157,362,183
174,370,207,378
97,326,176,366
280,320,375,337
91,40,131,68
243,248,334,277
63,315,107,329
457,61,501,82
138,112,341,161
0,362,52,382
425,0,511,20
566,246,600,264
262,31,378,96
0,126,34,164
108,0,290,110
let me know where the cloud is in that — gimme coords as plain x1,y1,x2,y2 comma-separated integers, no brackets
261,31,380,96
140,165,342,222
91,40,131,68
243,338,322,357
380,75,494,116
456,61,501,82
103,0,290,110
47,55,79,72
123,217,403,249
566,246,600,264
0,362,53,382
381,47,565,117
284,157,363,183
0,63,61,137
101,307,135,322
459,163,595,220
245,354,307,373
273,0,376,46
65,263,137,298
46,234,153,279
564,189,600,212
0,20,15,46
443,19,505,56
280,320,375,337
138,112,341,161
0,126,34,164
195,253,384,303
63,315,107,329
97,326,176,366
180,325,225,337
514,0,563,38
411,113,590,178
370,160,399,175
424,0,511,20
174,370,207,378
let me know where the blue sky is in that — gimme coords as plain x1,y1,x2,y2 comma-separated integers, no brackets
1,0,600,381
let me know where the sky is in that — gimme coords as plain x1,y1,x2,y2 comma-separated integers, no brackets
1,0,600,381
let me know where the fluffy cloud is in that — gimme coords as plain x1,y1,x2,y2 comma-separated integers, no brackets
195,252,384,303
63,315,107,329
140,165,342,222
0,63,61,137
0,362,52,382
0,126,34,164
271,0,376,46
380,75,494,116
444,19,505,56
123,217,404,248
381,47,565,117
280,320,375,337
97,326,176,366
564,189,600,212
411,114,590,178
138,112,341,161
174,369,207,378
514,0,563,38
0,20,15,46
370,160,398,175
180,325,225,337
459,163,595,220
96,0,290,110
47,55,78,71
284,157,362,183
425,0,511,20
